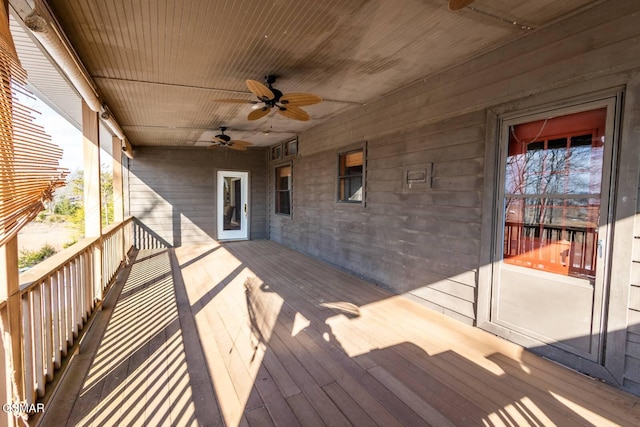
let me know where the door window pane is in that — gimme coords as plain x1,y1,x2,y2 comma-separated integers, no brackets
223,177,242,231
503,108,606,279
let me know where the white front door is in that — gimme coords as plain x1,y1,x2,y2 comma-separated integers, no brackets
217,171,249,241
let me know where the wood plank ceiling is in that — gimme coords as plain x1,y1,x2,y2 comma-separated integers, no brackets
11,0,600,148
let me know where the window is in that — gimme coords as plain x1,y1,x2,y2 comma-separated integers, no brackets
271,144,282,161
284,138,298,157
275,165,292,215
503,108,606,279
338,148,364,203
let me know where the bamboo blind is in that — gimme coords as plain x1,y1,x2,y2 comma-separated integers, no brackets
0,6,67,247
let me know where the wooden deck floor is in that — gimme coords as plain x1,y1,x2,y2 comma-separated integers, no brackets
41,240,640,426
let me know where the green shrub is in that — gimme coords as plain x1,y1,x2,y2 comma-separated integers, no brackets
63,239,78,249
19,244,57,269
53,197,79,217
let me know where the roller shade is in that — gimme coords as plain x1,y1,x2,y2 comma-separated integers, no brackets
0,5,67,246
345,151,363,167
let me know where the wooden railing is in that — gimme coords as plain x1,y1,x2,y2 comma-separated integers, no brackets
132,218,168,250
12,217,134,404
102,219,133,288
503,221,597,279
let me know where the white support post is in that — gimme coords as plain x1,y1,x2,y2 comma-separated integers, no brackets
112,136,124,223
82,100,103,300
112,136,126,264
83,100,101,238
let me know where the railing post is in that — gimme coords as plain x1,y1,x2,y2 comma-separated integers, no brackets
0,236,23,426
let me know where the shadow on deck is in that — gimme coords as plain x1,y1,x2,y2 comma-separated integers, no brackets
40,240,640,426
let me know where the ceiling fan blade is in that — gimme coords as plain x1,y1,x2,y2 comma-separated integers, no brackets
448,0,475,10
228,140,253,151
228,145,247,151
213,98,258,104
207,143,221,149
246,79,275,100
248,107,271,120
230,140,253,147
280,93,322,106
278,105,310,121
211,136,226,143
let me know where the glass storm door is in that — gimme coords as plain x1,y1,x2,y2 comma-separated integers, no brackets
492,100,616,364
217,171,249,241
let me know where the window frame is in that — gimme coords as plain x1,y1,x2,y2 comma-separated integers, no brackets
284,137,298,158
271,143,283,161
274,162,292,216
336,142,366,205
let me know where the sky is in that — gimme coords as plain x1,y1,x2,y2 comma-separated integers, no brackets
25,94,113,173
23,95,82,171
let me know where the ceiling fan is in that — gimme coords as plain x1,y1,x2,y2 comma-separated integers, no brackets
208,127,253,151
448,0,475,10
214,75,322,121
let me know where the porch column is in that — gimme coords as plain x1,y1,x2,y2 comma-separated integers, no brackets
112,136,124,223
111,136,127,262
83,100,102,299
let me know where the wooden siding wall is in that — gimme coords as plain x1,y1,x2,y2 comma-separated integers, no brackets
629,189,640,393
271,0,640,334
128,147,268,246
271,113,483,324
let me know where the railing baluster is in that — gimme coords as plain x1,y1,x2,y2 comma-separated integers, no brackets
106,236,112,286
43,277,53,383
64,262,73,347
108,233,112,283
84,249,92,315
74,257,82,334
21,293,34,404
32,285,45,398
60,265,68,357
69,260,77,338
80,252,93,320
52,270,61,369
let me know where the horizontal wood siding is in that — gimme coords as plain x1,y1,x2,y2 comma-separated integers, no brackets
271,0,640,327
129,147,268,246
271,112,484,324
627,208,640,393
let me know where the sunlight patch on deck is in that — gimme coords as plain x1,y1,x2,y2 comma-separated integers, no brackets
174,245,284,427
